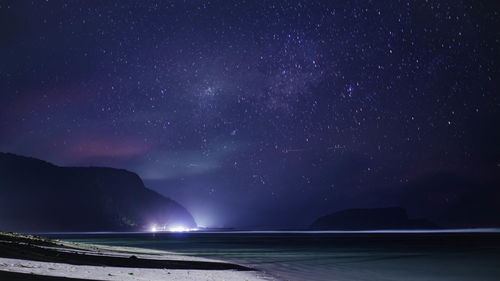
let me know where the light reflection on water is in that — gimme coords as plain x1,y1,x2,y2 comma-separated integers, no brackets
46,231,500,281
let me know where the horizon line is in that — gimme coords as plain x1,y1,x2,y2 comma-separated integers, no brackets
31,228,500,235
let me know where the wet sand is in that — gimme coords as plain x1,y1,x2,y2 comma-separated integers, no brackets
0,232,274,281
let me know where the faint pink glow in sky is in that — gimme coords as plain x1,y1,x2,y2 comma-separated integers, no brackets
67,138,150,159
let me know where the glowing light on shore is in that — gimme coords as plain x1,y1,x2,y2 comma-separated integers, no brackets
169,226,188,232
149,224,199,233
168,226,199,232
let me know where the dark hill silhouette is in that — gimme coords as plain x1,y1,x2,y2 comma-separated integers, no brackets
310,207,437,230
0,152,196,232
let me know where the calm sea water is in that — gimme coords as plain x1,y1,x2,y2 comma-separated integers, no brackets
46,230,500,281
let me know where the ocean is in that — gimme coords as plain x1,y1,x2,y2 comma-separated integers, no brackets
46,230,500,281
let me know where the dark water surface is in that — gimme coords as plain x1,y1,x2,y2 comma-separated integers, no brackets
46,231,500,281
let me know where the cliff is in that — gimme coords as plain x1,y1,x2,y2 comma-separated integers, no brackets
0,152,196,232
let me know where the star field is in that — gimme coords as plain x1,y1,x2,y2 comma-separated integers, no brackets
0,0,498,228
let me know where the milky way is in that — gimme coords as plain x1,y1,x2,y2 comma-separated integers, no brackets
0,0,498,228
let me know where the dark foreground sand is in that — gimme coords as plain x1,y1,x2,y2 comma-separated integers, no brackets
0,232,274,281
0,270,98,281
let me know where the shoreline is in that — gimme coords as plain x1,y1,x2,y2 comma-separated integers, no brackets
32,227,500,235
0,232,275,281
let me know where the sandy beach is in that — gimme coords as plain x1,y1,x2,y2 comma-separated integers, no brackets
0,232,274,281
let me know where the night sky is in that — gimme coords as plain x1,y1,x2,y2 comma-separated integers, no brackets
1,1,499,229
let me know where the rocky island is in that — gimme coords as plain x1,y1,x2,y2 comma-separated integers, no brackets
310,207,438,230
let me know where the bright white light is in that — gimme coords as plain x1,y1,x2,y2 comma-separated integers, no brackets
149,223,199,233
168,226,199,232
168,226,188,232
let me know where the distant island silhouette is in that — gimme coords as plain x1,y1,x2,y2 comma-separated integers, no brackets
310,207,438,230
0,152,195,232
